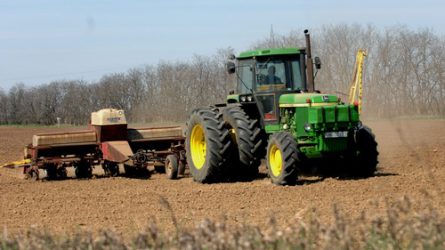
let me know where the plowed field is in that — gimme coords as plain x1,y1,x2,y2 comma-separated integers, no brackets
1,119,444,238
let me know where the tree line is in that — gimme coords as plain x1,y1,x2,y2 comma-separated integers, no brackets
0,24,444,125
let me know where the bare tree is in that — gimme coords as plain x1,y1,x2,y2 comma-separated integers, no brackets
1,24,444,125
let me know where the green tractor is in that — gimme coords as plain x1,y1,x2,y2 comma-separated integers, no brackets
185,30,378,185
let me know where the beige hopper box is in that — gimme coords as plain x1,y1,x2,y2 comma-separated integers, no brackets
91,109,127,126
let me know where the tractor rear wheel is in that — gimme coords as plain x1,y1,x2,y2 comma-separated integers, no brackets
266,132,299,185
346,125,379,177
186,108,232,183
223,106,264,180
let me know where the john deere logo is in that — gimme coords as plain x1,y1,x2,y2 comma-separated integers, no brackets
322,95,329,102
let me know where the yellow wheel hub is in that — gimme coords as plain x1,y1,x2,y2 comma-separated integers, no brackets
190,124,206,169
269,144,283,177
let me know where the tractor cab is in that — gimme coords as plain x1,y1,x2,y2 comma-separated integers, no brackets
230,49,308,123
227,45,321,131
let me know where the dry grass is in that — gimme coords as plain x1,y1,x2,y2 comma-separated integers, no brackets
1,195,444,250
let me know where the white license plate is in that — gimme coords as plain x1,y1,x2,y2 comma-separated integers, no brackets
324,131,348,138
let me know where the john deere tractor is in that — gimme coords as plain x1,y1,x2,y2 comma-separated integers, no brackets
185,30,378,185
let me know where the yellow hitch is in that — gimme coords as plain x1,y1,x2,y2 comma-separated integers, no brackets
348,49,367,114
1,159,31,169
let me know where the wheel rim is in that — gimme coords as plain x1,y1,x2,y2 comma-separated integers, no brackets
269,144,282,177
190,124,206,169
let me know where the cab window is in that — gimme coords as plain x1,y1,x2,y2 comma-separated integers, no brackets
237,59,253,94
255,60,286,92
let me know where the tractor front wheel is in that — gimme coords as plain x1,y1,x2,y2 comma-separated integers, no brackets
266,132,299,185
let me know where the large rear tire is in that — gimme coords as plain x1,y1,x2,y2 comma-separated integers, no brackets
186,108,232,183
346,125,379,177
222,106,264,179
266,132,299,185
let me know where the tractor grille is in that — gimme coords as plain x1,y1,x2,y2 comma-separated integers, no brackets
320,137,348,152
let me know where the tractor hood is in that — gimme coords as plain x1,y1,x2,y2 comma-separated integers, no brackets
279,93,339,107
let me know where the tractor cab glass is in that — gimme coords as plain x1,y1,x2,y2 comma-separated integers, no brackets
255,57,304,92
254,57,305,121
237,59,254,93
256,60,286,91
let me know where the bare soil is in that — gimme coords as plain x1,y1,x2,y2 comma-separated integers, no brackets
0,119,444,239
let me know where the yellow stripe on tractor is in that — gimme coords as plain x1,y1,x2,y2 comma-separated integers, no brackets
279,102,338,108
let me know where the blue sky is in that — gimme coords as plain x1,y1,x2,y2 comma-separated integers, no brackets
0,0,443,90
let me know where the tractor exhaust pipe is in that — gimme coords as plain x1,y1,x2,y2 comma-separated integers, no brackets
305,29,315,92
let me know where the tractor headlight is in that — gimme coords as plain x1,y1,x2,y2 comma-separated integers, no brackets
283,124,289,130
304,123,312,132
247,95,253,102
240,96,247,102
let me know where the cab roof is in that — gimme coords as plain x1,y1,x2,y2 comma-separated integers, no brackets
237,48,302,59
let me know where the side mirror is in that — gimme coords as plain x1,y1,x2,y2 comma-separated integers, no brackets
226,61,236,74
314,56,321,69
